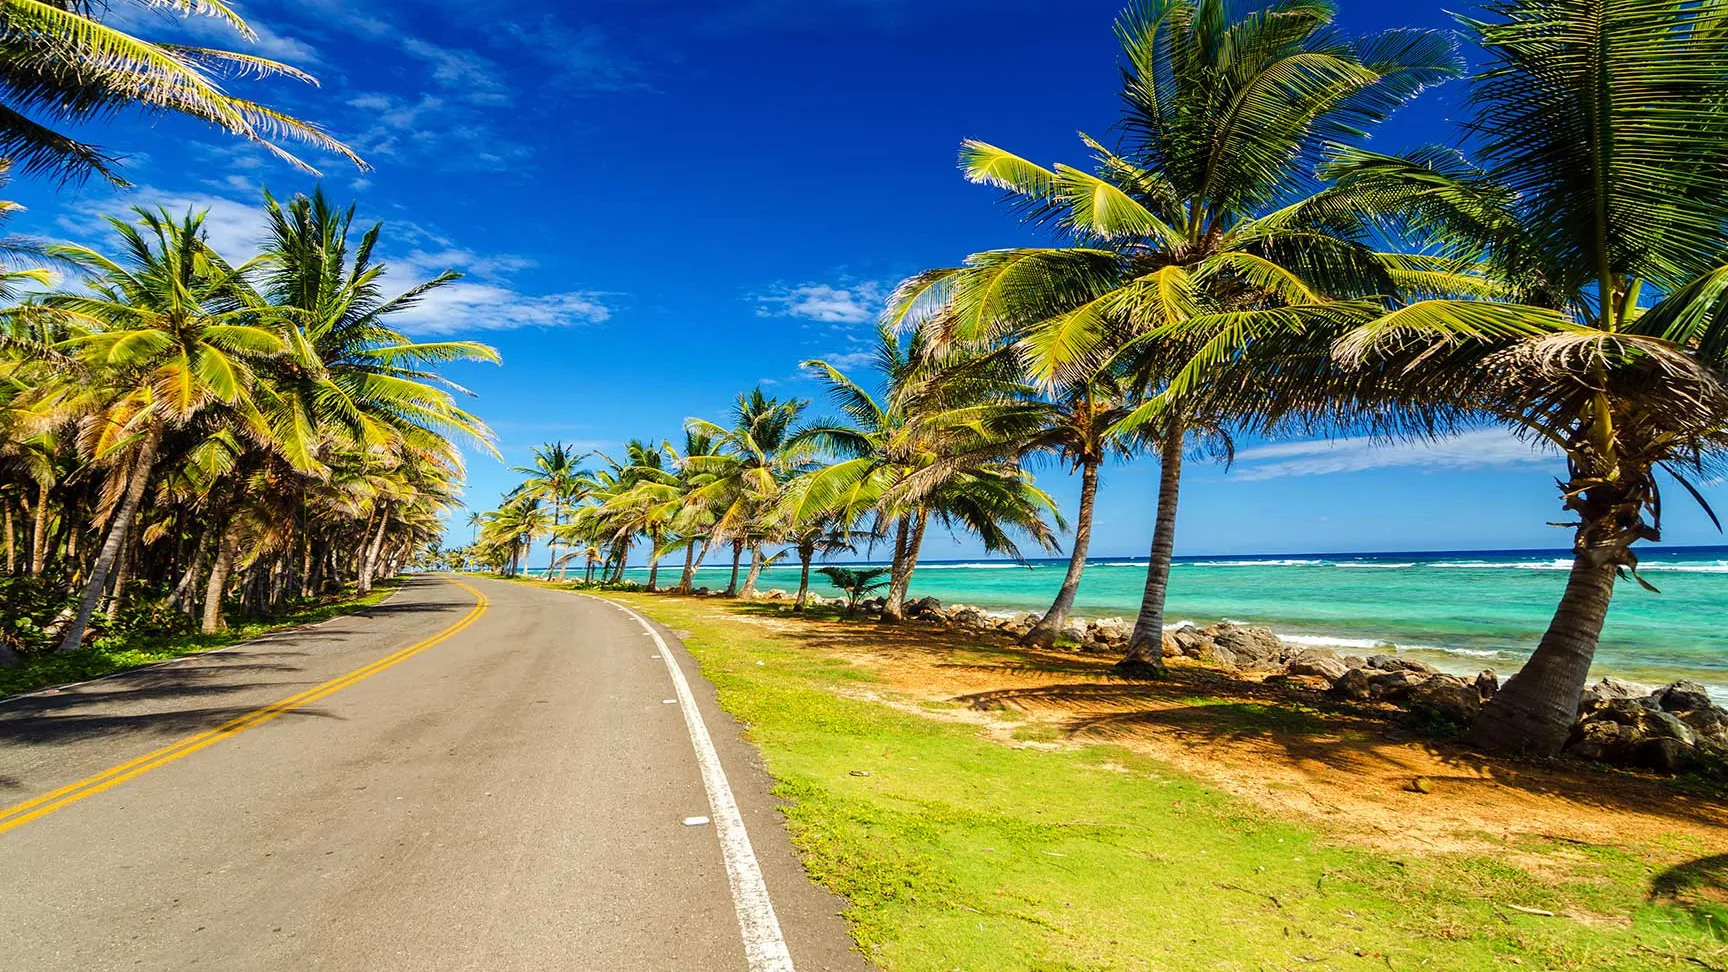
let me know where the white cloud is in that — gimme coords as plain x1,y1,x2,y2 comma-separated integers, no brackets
1230,428,1556,482
807,349,877,372
53,188,613,336
57,188,269,259
756,281,887,324
343,92,530,171
401,38,512,105
386,283,613,335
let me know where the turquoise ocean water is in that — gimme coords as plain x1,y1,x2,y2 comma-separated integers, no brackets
543,545,1728,698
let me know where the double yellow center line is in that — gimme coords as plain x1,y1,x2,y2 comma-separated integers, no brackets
0,578,488,836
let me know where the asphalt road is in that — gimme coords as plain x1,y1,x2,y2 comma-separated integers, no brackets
0,576,871,972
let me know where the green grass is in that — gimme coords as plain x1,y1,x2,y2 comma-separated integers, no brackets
0,580,403,699
606,592,1728,972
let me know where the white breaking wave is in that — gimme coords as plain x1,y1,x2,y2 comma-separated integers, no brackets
1430,559,1573,570
1334,562,1415,569
1190,559,1327,568
915,562,1030,570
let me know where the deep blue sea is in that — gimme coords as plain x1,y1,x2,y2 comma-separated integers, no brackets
537,545,1728,698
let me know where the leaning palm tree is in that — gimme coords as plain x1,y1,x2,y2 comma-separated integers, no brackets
891,0,1457,669
34,207,285,649
795,328,1062,621
684,388,813,599
0,0,364,183
1016,375,1136,647
1322,0,1728,755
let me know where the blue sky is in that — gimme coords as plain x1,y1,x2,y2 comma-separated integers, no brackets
10,0,1726,560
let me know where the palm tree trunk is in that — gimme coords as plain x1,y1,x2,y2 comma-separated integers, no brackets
881,511,928,623
202,529,238,634
58,430,159,653
1024,460,1101,648
167,555,201,614
358,508,389,594
646,530,662,591
795,547,813,611
30,482,49,576
677,541,698,593
1118,421,1184,677
4,502,15,575
1472,550,1618,755
104,546,133,619
725,540,743,596
584,552,596,584
739,542,767,599
548,503,561,578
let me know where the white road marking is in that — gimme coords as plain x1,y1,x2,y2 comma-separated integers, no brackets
584,595,797,972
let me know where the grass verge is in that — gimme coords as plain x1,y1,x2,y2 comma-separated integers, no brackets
602,591,1727,972
0,580,403,699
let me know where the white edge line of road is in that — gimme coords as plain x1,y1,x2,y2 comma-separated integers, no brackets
579,592,797,972
0,582,409,708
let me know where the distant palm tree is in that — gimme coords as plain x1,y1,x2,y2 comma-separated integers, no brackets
0,0,364,183
796,327,1061,622
511,442,589,578
892,0,1457,669
1325,0,1728,754
685,388,813,598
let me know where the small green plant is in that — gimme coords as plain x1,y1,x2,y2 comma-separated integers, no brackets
815,566,890,616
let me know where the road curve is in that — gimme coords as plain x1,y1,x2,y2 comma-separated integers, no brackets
0,576,870,972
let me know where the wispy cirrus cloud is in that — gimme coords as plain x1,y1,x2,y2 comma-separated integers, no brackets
755,280,887,324
1231,428,1556,482
52,189,614,336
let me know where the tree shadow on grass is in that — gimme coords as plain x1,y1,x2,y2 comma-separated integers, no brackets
650,593,1728,834
1650,854,1728,942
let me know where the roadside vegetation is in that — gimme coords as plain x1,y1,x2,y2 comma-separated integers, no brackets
0,2,460,670
458,0,1728,764
0,578,401,699
591,590,1727,971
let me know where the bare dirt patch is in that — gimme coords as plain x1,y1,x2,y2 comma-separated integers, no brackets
727,602,1728,862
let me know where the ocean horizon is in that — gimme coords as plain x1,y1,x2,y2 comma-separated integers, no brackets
527,543,1728,699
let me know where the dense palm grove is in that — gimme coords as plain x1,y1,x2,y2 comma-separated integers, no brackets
466,0,1728,758
0,189,493,662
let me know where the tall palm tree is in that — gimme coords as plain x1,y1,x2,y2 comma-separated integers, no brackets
795,328,1062,621
38,207,285,650
510,442,588,577
0,0,364,183
1016,376,1135,647
891,0,1457,668
684,388,812,599
1322,0,1728,755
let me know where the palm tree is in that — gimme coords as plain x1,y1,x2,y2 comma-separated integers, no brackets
795,327,1062,621
0,0,364,183
1321,0,1728,755
38,207,285,649
891,0,1457,669
1016,376,1135,647
684,388,812,599
510,442,588,577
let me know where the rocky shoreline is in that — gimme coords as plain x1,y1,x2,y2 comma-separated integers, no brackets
745,589,1728,774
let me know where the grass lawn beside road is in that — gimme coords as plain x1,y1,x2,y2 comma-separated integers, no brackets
605,590,1727,972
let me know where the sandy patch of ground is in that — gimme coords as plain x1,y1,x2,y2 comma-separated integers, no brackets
733,604,1728,862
